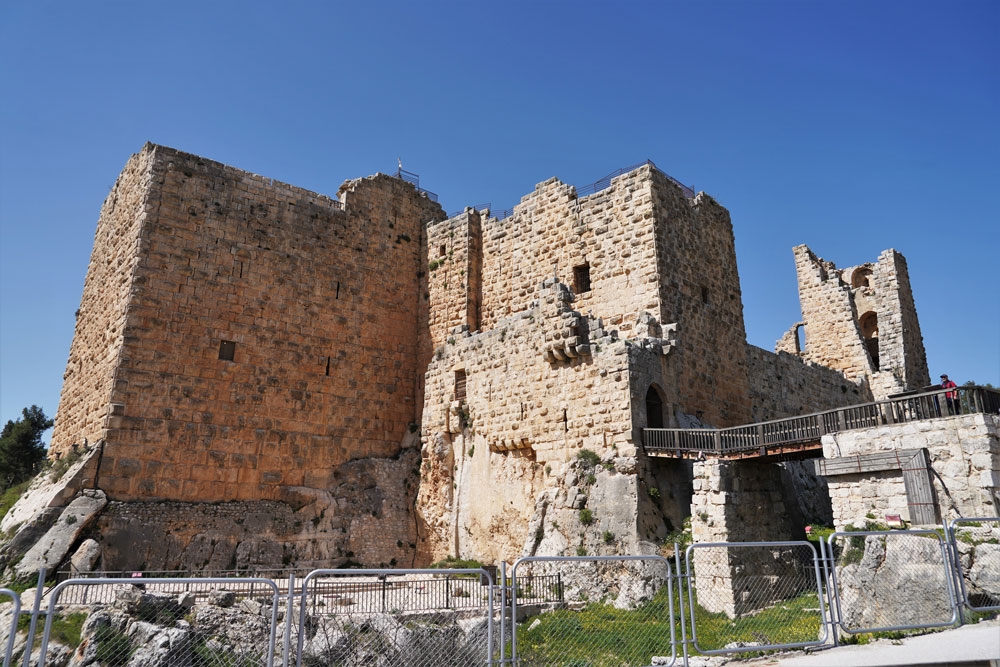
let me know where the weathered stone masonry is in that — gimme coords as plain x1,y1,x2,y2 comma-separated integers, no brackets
36,144,937,573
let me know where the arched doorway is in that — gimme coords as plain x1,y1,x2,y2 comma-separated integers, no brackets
859,311,879,370
646,385,665,429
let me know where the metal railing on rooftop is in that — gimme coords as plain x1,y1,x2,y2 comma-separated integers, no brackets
644,384,1000,458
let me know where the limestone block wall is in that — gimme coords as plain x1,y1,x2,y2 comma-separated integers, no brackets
788,245,928,399
690,460,807,615
746,345,872,422
424,208,483,351
479,167,661,335
57,144,443,505
822,414,1000,529
51,149,158,455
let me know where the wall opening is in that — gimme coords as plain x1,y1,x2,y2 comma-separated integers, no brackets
851,267,873,288
701,286,710,305
219,340,236,362
454,369,467,402
859,311,879,370
325,356,331,376
796,324,807,353
573,263,591,294
646,385,665,429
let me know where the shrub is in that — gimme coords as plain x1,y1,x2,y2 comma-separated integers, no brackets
647,487,660,500
602,531,615,544
579,509,594,526
576,449,601,468
576,546,587,556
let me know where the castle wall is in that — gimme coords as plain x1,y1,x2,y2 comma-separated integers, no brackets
65,144,443,505
822,414,1000,529
746,345,872,422
650,178,751,426
479,168,660,337
51,149,158,456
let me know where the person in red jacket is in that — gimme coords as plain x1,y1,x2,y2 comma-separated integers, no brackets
940,374,959,415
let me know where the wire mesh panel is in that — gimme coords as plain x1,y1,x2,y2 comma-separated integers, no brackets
828,530,958,633
37,577,280,667
685,542,827,654
294,568,495,667
511,555,675,667
950,517,1000,611
0,588,20,667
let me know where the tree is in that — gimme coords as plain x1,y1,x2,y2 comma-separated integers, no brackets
0,405,52,491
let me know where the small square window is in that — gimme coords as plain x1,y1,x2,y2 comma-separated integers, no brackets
219,340,236,361
455,369,467,402
573,264,591,294
440,244,447,258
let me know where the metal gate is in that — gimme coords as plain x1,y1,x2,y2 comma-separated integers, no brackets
510,555,677,667
294,567,496,667
684,541,829,654
826,529,958,634
948,517,1000,612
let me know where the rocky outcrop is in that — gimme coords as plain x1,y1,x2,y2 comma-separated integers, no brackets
835,534,954,632
13,490,107,579
1,445,101,535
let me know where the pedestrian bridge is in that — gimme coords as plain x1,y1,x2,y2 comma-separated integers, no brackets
643,385,1000,461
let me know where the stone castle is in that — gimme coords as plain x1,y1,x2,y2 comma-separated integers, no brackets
14,143,944,572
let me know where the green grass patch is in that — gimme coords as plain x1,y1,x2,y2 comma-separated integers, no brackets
514,583,823,663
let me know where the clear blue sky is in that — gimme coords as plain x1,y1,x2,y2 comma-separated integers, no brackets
1,1,998,433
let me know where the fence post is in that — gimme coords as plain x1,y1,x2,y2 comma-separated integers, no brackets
283,573,294,667
944,522,966,626
674,545,689,667
21,568,46,667
380,575,387,612
499,563,507,665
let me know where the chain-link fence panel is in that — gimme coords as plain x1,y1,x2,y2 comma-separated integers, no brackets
950,517,1000,612
510,555,676,667
684,541,827,655
294,568,495,667
828,529,958,634
0,588,20,667
36,577,280,667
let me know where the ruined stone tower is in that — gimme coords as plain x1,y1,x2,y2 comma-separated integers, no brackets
776,245,930,398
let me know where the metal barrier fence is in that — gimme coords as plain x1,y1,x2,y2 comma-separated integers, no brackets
2,526,994,666
37,577,280,667
685,541,829,654
949,517,1000,612
511,555,676,667
294,568,494,667
826,529,958,634
0,589,19,667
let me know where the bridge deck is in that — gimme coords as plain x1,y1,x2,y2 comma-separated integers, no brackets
643,385,999,460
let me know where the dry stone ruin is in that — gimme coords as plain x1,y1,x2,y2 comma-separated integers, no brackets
3,143,996,585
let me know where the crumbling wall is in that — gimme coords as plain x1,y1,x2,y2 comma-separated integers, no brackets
50,149,157,456
787,245,929,399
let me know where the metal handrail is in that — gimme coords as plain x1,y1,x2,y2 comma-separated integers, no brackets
645,385,1000,456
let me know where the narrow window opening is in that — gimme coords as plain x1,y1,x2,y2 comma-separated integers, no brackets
796,325,807,353
701,286,710,304
239,261,244,278
573,263,591,294
859,311,880,370
439,244,447,258
325,356,331,376
335,281,340,299
455,369,467,402
219,340,236,362
563,408,568,432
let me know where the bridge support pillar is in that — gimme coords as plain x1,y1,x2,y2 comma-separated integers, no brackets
689,460,805,616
